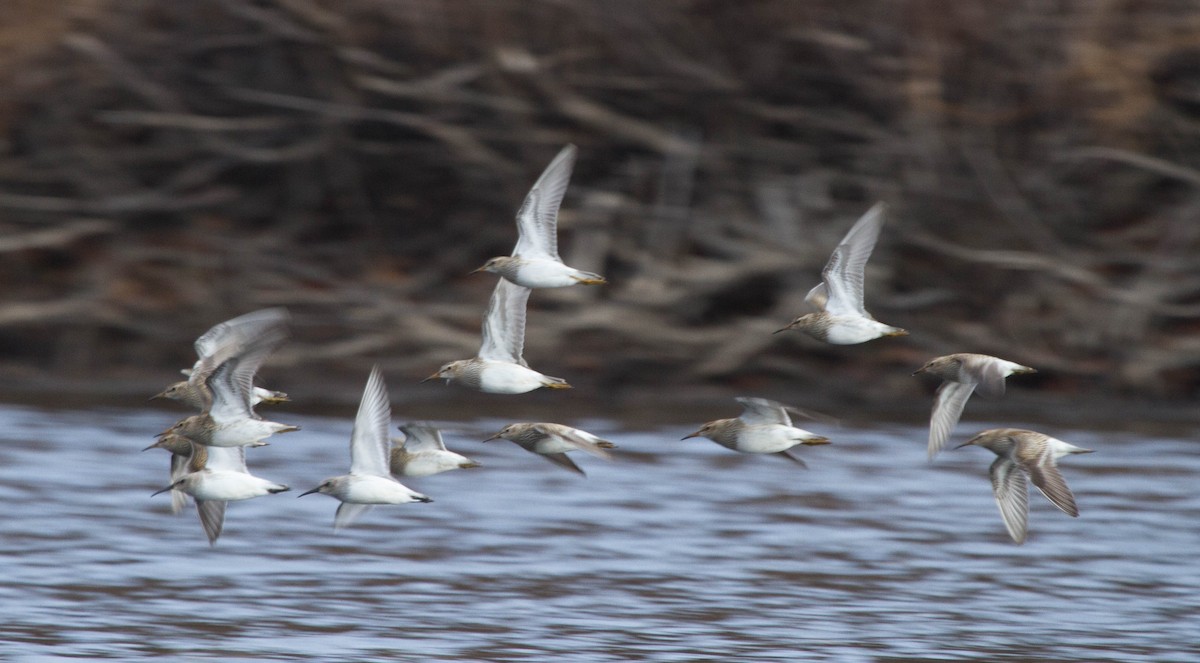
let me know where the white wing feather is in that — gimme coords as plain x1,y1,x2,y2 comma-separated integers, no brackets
349,366,391,477
513,145,576,260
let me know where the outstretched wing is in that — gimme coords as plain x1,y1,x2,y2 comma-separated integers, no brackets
478,279,530,365
204,446,248,473
334,503,374,530
349,366,391,477
989,456,1030,544
820,203,885,317
533,423,613,460
735,397,792,427
539,452,586,476
207,326,289,423
513,144,576,260
399,423,448,452
927,381,976,459
190,308,289,389
1024,450,1080,518
196,499,227,545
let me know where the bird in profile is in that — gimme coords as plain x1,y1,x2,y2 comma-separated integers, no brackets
391,423,481,477
159,323,300,448
152,308,291,410
473,144,606,288
483,422,615,476
151,441,289,545
914,353,1037,460
143,432,206,515
300,366,432,529
425,278,571,394
682,397,831,467
957,428,1093,545
775,203,907,344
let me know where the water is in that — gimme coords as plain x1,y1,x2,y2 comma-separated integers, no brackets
1,402,1197,661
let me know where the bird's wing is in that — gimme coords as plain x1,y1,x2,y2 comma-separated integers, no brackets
398,423,447,452
533,423,613,460
207,327,288,423
974,357,1011,399
927,381,976,459
513,144,576,260
1024,450,1080,517
735,397,792,426
349,366,391,477
190,308,289,388
478,279,530,365
989,456,1030,544
196,499,227,545
540,452,586,476
775,450,809,468
804,282,829,312
168,454,191,514
820,202,885,317
205,446,248,473
334,503,374,530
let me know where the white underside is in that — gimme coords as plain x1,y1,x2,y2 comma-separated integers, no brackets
478,361,553,394
340,474,427,504
734,425,823,454
208,419,289,447
396,452,473,477
511,259,592,288
822,316,903,345
183,470,283,501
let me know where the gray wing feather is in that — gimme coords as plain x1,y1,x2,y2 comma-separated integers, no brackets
989,456,1030,544
349,366,391,477
513,145,576,260
928,381,976,459
820,202,885,317
398,424,448,452
735,397,792,427
334,503,374,530
1024,452,1080,517
196,499,227,545
478,279,530,365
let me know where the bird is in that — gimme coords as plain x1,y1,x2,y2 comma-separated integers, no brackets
143,432,206,514
159,323,300,448
956,428,1093,545
483,422,615,476
472,144,606,288
151,442,289,545
152,308,291,410
299,366,432,529
775,202,907,343
914,353,1037,460
682,397,831,467
425,278,571,394
391,423,481,477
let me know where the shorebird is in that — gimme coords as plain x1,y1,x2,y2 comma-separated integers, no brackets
425,278,570,394
484,422,615,476
300,366,432,529
775,203,907,344
391,423,481,477
143,432,206,514
473,144,606,288
914,353,1037,459
152,308,290,410
151,442,289,545
159,325,300,447
683,397,831,467
957,428,1093,545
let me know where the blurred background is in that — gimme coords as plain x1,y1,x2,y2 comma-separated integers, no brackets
1,0,1198,417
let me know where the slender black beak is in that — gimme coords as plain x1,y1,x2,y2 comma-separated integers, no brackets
151,483,178,497
297,487,320,497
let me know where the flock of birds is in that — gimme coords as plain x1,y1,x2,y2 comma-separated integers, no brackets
146,144,1093,546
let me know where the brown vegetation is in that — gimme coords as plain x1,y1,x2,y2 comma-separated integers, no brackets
0,1,1199,408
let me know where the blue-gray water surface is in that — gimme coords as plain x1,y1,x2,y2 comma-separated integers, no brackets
1,402,1197,661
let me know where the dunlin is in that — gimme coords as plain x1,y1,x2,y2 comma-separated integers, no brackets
775,203,907,344
473,144,606,288
391,423,481,477
153,308,290,410
425,278,571,394
957,428,1093,544
484,422,615,476
683,397,831,467
151,444,289,545
160,325,299,447
300,366,432,529
914,353,1037,459
143,433,206,514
